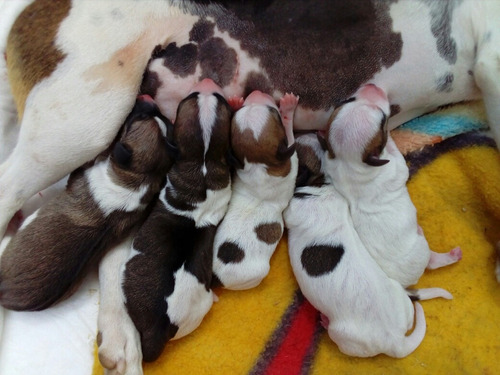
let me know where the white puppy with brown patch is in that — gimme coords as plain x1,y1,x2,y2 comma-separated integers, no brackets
284,134,452,358
321,84,462,287
211,91,298,290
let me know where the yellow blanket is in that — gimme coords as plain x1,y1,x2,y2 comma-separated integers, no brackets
93,101,500,375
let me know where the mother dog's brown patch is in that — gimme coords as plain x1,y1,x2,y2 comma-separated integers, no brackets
6,0,71,118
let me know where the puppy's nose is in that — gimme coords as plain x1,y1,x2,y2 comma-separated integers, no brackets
243,90,276,107
358,84,388,103
190,78,224,96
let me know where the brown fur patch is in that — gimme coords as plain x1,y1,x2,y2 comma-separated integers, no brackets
110,118,172,191
295,140,325,187
231,108,292,177
6,0,71,118
254,222,282,244
362,117,388,164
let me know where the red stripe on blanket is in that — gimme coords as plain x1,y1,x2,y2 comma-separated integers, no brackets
264,298,320,375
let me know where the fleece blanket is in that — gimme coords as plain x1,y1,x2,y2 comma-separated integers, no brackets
81,99,498,375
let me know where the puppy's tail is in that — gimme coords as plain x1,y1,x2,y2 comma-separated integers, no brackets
406,287,452,301
394,302,426,358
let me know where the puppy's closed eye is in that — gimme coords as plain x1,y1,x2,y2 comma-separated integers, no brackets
113,142,133,167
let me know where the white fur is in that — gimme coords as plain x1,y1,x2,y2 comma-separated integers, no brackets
97,236,143,375
234,105,271,141
166,265,214,340
86,159,148,217
284,184,428,358
199,94,217,156
213,156,298,290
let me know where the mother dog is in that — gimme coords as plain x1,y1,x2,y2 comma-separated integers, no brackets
1,0,499,240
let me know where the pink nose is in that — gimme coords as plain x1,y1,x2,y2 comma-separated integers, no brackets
243,90,276,107
357,84,388,103
190,78,224,96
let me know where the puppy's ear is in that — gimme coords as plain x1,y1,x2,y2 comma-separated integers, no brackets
159,114,179,159
113,142,133,168
295,164,312,188
362,110,389,167
317,131,335,159
276,139,296,161
226,148,244,169
363,154,390,166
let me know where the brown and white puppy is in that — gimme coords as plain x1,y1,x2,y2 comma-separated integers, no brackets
321,84,462,287
211,91,298,290
2,0,500,250
0,96,174,311
284,133,452,358
120,79,232,363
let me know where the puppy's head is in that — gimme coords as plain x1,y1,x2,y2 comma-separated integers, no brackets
321,84,390,167
231,91,295,177
295,133,325,188
173,79,232,163
111,95,176,185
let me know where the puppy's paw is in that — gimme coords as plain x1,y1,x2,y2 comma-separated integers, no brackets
98,310,143,375
279,92,299,119
427,247,462,270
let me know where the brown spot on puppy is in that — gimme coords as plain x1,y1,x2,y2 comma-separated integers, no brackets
232,108,292,177
6,0,71,118
254,222,282,244
217,242,246,264
301,244,345,277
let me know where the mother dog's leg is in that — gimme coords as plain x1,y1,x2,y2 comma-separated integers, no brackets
98,235,143,375
0,0,32,166
0,79,137,238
